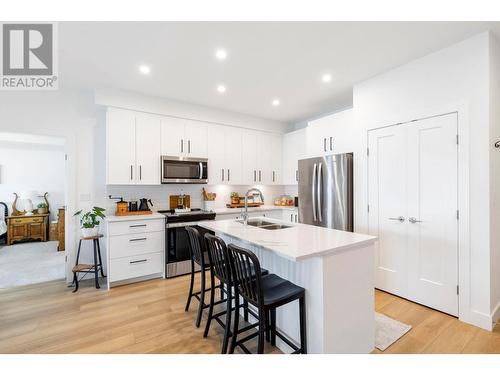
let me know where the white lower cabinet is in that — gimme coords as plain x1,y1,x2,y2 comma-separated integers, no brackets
282,208,299,223
106,217,165,287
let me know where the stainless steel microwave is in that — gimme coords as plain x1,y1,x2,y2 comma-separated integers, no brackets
161,156,208,184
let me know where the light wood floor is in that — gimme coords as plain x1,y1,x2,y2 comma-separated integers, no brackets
0,275,499,354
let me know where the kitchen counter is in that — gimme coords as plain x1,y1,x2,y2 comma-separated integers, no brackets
198,217,377,354
199,217,375,261
105,212,166,223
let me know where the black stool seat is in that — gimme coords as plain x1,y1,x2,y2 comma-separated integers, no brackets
261,275,305,308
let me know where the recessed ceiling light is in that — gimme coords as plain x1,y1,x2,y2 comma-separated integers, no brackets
215,49,227,60
272,99,280,107
139,65,151,75
217,85,226,93
321,73,332,83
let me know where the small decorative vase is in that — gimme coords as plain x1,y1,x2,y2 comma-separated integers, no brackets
82,227,99,238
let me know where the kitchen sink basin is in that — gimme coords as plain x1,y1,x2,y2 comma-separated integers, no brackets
237,219,292,230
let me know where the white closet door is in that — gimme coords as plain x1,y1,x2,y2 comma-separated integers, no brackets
406,114,458,316
368,125,408,297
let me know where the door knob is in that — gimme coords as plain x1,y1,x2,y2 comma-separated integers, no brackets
388,216,405,222
408,217,422,224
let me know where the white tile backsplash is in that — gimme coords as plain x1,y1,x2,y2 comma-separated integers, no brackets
105,184,290,213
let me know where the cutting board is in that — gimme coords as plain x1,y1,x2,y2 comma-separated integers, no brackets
226,202,264,208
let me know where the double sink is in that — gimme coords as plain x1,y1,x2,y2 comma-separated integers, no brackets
237,218,292,230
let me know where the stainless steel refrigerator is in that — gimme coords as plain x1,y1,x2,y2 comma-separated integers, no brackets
298,153,353,231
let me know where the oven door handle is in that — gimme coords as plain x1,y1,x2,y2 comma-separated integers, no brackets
199,162,203,179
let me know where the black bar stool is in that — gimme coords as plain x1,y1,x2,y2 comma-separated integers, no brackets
203,233,269,354
185,226,226,328
72,234,105,292
227,243,307,354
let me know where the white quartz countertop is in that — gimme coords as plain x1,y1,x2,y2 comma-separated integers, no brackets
198,217,377,261
105,212,166,222
213,205,297,215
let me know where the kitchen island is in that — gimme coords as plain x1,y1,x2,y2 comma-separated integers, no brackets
198,218,377,354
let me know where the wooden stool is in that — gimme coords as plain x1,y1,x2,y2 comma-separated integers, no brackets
72,234,105,293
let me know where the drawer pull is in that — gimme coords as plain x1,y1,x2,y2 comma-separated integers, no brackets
129,237,147,242
130,259,147,264
129,224,147,228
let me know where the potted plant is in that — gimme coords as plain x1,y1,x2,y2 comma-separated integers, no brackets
74,207,106,237
230,192,240,205
37,202,48,214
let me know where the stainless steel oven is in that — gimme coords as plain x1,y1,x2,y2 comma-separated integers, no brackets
161,156,208,184
159,209,216,278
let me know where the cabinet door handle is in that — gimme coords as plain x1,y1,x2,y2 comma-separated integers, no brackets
259,170,262,182
227,169,230,182
129,237,147,242
221,169,225,181
290,213,293,222
272,171,275,182
130,259,147,264
130,165,133,180
254,170,256,182
188,140,191,154
139,165,142,180
330,137,333,151
181,139,184,153
296,170,298,182
130,224,147,228
324,138,327,152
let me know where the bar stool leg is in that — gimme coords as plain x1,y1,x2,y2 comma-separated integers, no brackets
270,309,276,346
93,239,100,289
96,238,105,277
195,267,206,328
265,311,271,343
72,272,79,293
203,272,216,338
221,286,232,354
229,294,240,354
257,308,266,354
185,260,195,311
75,239,82,264
243,300,249,322
299,295,307,354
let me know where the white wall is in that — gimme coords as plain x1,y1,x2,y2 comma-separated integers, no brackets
489,35,500,323
0,140,65,221
353,32,493,329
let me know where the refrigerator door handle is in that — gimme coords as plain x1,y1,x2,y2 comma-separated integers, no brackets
317,162,323,222
312,163,317,222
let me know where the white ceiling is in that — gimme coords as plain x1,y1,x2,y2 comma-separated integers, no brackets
60,22,500,124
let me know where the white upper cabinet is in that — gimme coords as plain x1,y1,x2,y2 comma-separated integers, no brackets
184,119,208,158
107,108,136,185
306,108,354,158
282,128,306,185
135,114,161,185
106,108,160,185
242,130,258,184
207,125,242,184
160,117,208,158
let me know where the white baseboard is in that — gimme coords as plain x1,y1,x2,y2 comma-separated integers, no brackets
491,301,500,327
461,309,494,331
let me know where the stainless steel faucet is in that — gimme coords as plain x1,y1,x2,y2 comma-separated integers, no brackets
242,188,265,225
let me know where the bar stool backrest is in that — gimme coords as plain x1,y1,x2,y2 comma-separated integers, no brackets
227,243,263,307
204,233,231,284
186,226,205,267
